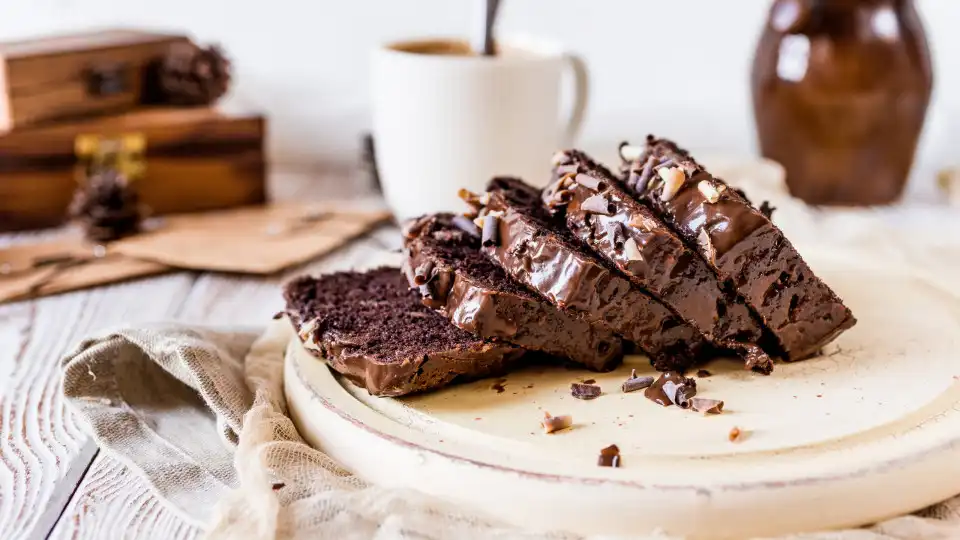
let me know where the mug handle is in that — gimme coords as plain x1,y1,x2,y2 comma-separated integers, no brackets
560,53,590,147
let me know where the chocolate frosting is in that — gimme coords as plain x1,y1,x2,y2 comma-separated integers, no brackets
622,136,856,360
477,177,708,372
402,214,624,371
544,150,767,366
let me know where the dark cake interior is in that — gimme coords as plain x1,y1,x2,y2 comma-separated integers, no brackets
284,268,525,396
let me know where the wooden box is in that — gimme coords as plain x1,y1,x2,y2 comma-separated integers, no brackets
0,107,266,231
0,29,191,132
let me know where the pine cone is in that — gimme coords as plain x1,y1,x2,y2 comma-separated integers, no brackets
69,168,142,242
155,43,231,106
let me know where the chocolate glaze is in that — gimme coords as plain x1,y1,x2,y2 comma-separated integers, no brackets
284,268,526,397
402,214,623,371
545,150,771,372
622,136,856,361
477,177,708,372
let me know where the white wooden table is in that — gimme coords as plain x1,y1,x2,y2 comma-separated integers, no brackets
0,168,399,540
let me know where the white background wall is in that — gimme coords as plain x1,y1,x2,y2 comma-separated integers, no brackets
1,1,959,189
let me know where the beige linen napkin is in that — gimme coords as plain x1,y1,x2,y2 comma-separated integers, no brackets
61,319,960,540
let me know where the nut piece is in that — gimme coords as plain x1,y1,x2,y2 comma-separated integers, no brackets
541,411,573,434
698,180,723,203
729,426,743,442
658,167,687,201
622,237,643,262
697,229,716,265
690,398,724,414
618,143,644,162
580,194,612,215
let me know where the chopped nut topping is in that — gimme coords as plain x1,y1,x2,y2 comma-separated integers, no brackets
623,237,643,262
690,398,724,414
658,167,686,201
697,229,716,264
698,180,723,203
618,143,644,162
551,150,569,166
729,426,743,442
580,194,613,215
541,412,573,434
574,174,606,191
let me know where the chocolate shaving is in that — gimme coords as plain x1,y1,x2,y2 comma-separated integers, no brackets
481,215,500,247
621,369,654,393
574,173,606,191
580,194,612,215
272,311,285,320
696,369,712,378
541,412,573,434
759,200,777,219
413,260,435,285
450,214,481,237
597,444,621,467
491,378,507,393
634,157,656,193
570,382,601,400
690,398,724,414
645,372,697,407
546,189,574,209
603,221,624,248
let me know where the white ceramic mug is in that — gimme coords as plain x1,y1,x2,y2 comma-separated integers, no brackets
372,37,589,220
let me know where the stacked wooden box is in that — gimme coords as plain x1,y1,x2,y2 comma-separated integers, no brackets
0,29,266,230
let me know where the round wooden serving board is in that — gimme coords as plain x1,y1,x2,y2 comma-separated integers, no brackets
284,249,960,539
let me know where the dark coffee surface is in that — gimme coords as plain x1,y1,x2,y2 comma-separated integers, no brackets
622,136,856,360
478,177,708,372
283,268,525,396
403,214,624,371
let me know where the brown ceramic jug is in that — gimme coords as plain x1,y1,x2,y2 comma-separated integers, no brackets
751,0,933,205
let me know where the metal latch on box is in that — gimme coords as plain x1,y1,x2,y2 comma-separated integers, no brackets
74,133,147,182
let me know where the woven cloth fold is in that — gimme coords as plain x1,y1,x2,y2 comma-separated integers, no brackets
59,319,960,539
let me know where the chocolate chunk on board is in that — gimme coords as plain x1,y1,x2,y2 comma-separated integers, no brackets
644,372,697,407
547,150,769,371
598,444,621,467
283,267,526,397
477,177,709,372
403,214,624,371
621,136,856,361
571,382,602,400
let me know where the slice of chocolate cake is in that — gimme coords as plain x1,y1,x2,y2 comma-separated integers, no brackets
402,213,624,371
467,176,709,372
620,136,856,360
543,150,771,372
283,268,526,397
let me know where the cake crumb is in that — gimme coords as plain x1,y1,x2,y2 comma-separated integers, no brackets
491,378,507,393
696,369,712,378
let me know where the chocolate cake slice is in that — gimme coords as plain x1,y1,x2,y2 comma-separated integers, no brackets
543,150,772,372
283,268,526,397
620,136,856,360
466,176,709,372
402,213,624,371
